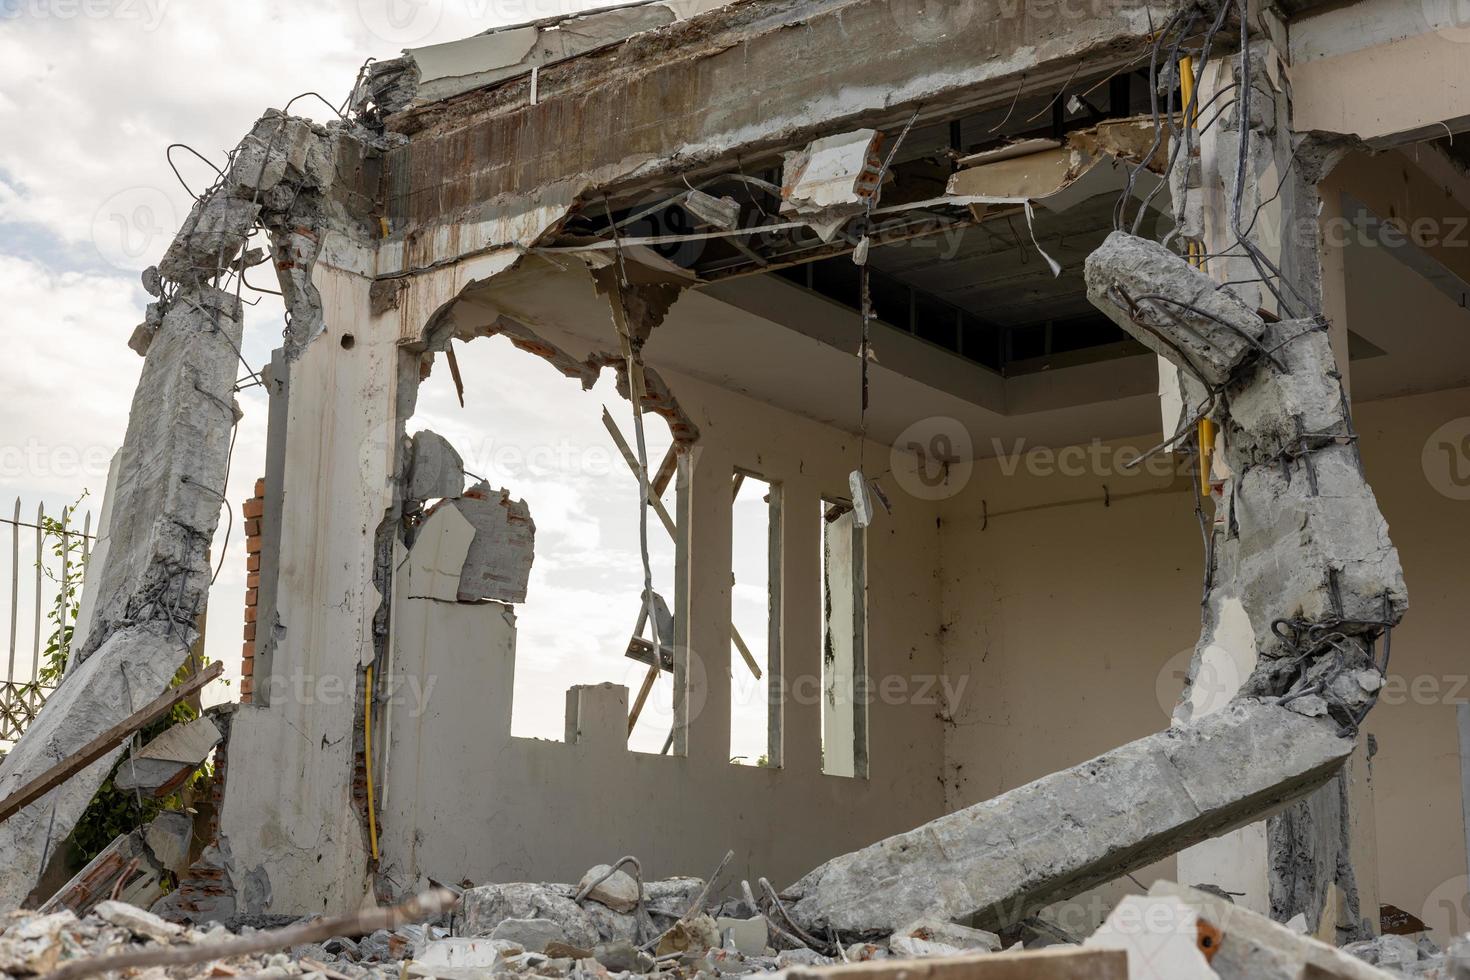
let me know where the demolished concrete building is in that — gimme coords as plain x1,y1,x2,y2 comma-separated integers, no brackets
5,0,1470,976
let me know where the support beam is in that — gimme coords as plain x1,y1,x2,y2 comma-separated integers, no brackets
786,702,1356,934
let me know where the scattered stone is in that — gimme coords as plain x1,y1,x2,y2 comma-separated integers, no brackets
578,864,640,913
489,918,568,953
716,915,769,957
889,918,1001,958
416,937,520,971
94,899,183,942
1083,895,1216,979
593,938,652,972
656,914,722,956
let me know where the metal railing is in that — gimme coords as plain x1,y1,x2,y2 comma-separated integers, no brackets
0,499,93,744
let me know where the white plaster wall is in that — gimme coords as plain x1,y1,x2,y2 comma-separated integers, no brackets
378,367,948,894
934,388,1470,940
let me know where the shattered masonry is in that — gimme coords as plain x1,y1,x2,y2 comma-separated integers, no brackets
9,0,1470,976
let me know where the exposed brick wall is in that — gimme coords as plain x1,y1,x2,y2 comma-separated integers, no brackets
241,478,264,703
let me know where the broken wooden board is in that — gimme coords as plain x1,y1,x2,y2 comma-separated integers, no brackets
782,948,1126,980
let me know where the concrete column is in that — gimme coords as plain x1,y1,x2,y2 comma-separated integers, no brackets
684,443,733,769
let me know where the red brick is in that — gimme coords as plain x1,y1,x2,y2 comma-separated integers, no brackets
247,572,260,589
243,622,256,642
243,605,257,625
245,587,258,607
242,641,254,657
242,498,264,520
253,477,266,497
241,657,254,677
243,518,261,538
240,677,253,696
245,536,261,556
246,553,260,572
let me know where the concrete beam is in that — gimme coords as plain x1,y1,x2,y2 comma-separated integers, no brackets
785,702,1355,934
380,0,1181,273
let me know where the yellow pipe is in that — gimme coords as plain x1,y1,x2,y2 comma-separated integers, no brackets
1179,55,1197,128
364,665,380,862
1198,418,1218,498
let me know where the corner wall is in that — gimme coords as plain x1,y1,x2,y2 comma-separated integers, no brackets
936,390,1470,940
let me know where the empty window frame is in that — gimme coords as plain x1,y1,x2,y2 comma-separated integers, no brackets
730,470,782,767
820,498,867,778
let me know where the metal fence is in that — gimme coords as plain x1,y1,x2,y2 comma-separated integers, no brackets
1,499,93,744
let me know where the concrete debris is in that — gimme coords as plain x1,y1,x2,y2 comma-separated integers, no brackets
1085,232,1268,388
1150,882,1399,979
717,916,770,957
114,715,221,795
785,702,1354,934
448,482,536,604
577,864,640,913
41,811,195,917
407,430,466,502
888,919,1001,959
489,918,567,952
1082,895,1219,979
781,130,885,241
462,878,703,951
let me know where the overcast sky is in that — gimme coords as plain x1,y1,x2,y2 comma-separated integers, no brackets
0,0,769,759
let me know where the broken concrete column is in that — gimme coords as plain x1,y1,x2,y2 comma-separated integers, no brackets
785,702,1354,935
0,623,198,909
75,286,245,660
0,278,242,911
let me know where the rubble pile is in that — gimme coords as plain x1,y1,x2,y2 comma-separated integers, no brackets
4,872,1466,980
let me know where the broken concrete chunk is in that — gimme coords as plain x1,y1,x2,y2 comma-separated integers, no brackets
889,919,1001,958
93,899,183,942
1149,882,1398,979
454,482,535,604
488,918,567,953
405,503,475,603
717,916,769,957
1084,231,1266,387
143,810,194,874
115,715,221,795
158,193,262,284
781,130,884,241
786,702,1355,935
594,938,654,973
408,430,465,501
656,914,722,956
578,864,640,913
463,883,599,950
1082,895,1217,979
0,910,75,975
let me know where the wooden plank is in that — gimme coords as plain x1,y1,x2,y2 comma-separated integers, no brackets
0,661,223,826
783,948,1127,980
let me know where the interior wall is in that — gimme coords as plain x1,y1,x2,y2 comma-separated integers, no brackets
935,388,1470,940
380,363,948,894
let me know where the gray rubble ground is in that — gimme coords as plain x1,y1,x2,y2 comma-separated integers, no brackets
11,879,1457,980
